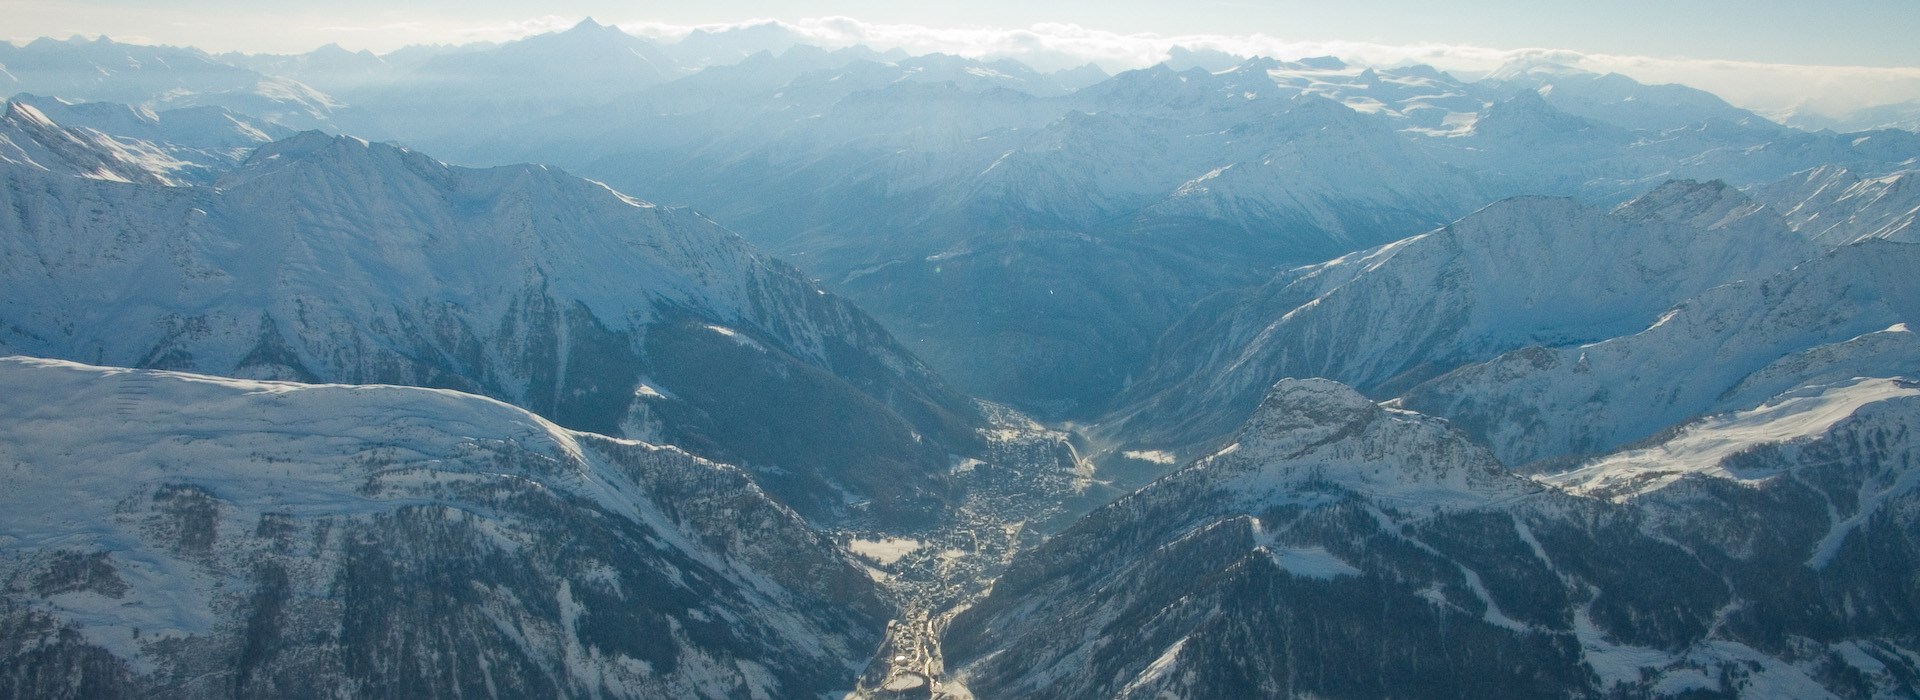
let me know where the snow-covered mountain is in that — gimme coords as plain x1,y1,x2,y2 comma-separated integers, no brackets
1444,88,1642,197
1757,165,1920,244
0,99,186,185
958,92,1473,241
0,131,990,528
216,42,398,95
1048,63,1110,91
9,92,291,150
659,22,812,70
1489,60,1777,132
813,53,1080,99
0,36,265,104
325,19,683,147
1401,240,1920,467
399,47,1920,418
1783,98,1920,134
1101,181,1815,464
2,93,289,184
551,67,1487,414
5,22,1920,700
946,376,1920,698
1659,126,1920,195
0,36,342,130
0,357,887,697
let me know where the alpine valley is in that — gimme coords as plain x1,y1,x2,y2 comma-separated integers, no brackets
2,15,1918,700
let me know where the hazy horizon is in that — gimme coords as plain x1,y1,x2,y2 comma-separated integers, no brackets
5,3,1920,118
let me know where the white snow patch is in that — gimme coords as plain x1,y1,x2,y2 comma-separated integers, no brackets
1575,603,1676,687
882,674,928,692
1652,668,1718,695
1686,641,1839,699
1262,546,1362,580
1546,377,1920,500
1121,449,1177,465
848,537,922,565
1808,448,1920,568
702,324,765,351
1118,636,1188,696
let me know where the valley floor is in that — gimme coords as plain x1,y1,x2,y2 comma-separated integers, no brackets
844,411,1092,699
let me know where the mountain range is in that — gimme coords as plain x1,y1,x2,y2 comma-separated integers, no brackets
0,124,1012,529
3,19,1920,699
949,373,1920,697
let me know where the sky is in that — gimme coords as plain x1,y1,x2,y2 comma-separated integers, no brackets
5,0,1919,117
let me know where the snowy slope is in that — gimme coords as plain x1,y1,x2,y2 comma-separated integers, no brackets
1757,165,1920,244
0,100,186,185
947,377,1920,698
1402,240,1920,466
9,92,291,150
1234,57,1489,134
0,356,886,698
2,94,288,184
1545,376,1920,500
1489,61,1776,132
958,92,1476,243
1661,127,1920,195
0,131,988,527
1102,181,1815,460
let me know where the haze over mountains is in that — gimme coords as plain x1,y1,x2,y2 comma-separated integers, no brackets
2,17,1919,698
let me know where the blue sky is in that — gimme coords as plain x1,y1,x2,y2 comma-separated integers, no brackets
6,0,1918,115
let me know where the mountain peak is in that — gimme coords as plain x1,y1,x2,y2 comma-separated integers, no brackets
1280,92,1368,124
247,129,366,159
3,100,57,129
1471,88,1604,137
545,17,633,44
1211,377,1523,512
1294,55,1347,70
1229,56,1284,74
1504,87,1552,107
1164,45,1245,72
1235,378,1380,454
1487,56,1590,82
232,130,419,182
